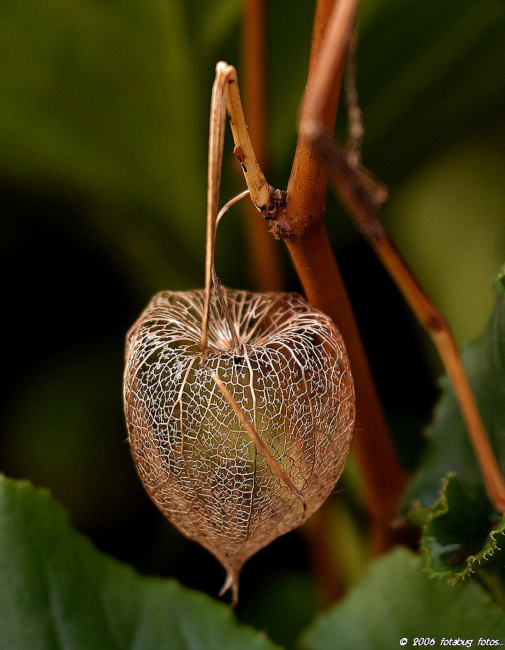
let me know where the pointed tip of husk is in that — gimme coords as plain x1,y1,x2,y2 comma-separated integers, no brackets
219,567,240,606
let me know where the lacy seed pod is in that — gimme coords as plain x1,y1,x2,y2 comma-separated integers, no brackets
124,287,355,601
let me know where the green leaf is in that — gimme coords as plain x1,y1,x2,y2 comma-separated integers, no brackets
403,269,505,587
299,548,505,650
0,475,279,650
422,474,505,580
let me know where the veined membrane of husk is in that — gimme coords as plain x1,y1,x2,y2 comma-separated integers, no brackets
123,287,355,602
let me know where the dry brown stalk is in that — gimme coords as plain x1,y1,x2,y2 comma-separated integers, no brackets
277,0,409,550
298,3,505,514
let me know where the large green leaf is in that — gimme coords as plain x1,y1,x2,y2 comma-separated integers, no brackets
299,547,505,650
0,475,279,650
403,269,505,582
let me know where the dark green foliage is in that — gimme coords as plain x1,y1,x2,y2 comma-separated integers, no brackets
404,273,505,586
0,476,280,649
422,474,505,580
299,547,505,650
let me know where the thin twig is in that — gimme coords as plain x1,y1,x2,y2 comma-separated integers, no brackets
377,239,505,513
344,29,365,168
202,63,230,361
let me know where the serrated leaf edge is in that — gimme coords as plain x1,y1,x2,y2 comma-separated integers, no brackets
421,473,505,583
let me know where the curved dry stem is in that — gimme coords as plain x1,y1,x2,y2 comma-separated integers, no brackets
216,190,250,227
220,64,273,211
212,189,251,350
202,63,278,362
375,238,505,514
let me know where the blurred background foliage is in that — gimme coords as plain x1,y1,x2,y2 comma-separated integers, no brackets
1,0,505,646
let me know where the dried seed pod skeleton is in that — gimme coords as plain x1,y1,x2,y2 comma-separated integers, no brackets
125,0,505,606
123,63,356,605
